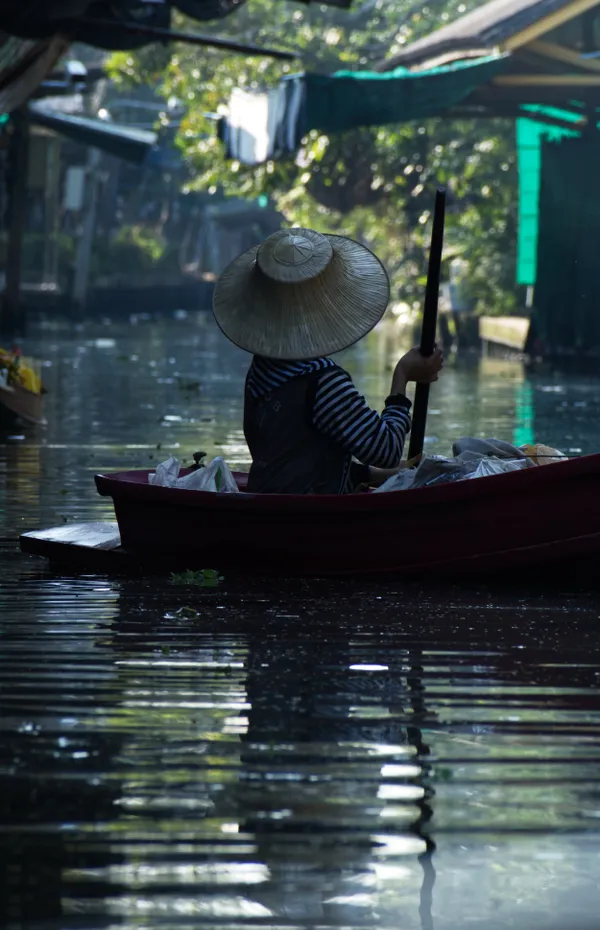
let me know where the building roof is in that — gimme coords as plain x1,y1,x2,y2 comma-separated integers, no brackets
29,103,157,164
0,34,68,114
377,0,576,70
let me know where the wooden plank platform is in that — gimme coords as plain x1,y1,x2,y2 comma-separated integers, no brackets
479,316,530,352
19,522,139,573
22,522,121,550
19,522,217,576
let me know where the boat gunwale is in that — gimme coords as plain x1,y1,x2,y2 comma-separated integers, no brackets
94,452,600,514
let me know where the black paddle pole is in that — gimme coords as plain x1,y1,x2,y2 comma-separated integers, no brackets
407,187,446,461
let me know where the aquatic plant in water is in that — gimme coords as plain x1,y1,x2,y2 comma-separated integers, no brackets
170,569,224,587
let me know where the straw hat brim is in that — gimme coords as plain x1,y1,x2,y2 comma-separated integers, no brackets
212,234,390,360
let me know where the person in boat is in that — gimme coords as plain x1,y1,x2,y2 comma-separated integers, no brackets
212,228,444,494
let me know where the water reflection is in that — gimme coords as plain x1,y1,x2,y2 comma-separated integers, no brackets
3,570,600,927
237,636,433,926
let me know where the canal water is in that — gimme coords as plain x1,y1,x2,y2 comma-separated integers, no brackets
2,311,600,929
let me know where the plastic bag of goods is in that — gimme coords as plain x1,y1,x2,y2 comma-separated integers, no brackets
520,443,567,466
374,468,419,494
465,457,529,480
149,456,239,492
374,455,472,493
374,451,529,493
452,437,529,462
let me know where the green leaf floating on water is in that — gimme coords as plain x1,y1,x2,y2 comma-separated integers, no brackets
435,766,454,782
170,569,224,588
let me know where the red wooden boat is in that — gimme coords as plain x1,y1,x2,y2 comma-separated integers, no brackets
88,454,600,578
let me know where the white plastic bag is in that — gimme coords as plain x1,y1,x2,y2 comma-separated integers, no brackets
374,468,418,493
149,455,239,492
177,456,239,492
374,451,528,493
452,437,528,460
148,455,180,486
374,455,469,493
466,457,528,480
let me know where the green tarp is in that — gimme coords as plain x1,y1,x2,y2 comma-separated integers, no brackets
304,55,509,134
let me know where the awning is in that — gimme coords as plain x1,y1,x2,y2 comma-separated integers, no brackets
219,55,509,165
304,55,508,133
28,103,157,164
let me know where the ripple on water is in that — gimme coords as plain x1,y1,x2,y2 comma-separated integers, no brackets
2,316,600,928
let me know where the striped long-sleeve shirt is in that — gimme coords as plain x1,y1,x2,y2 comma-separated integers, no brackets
246,356,412,492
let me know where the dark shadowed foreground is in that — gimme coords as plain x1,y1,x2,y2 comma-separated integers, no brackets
2,313,600,929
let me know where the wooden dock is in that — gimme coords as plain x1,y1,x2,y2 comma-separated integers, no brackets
479,316,530,354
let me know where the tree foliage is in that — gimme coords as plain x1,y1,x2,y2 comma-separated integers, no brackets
107,0,520,313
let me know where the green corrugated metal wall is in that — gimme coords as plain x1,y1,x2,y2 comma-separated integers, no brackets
535,134,600,352
516,107,582,287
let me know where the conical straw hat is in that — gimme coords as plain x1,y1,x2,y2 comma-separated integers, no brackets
212,228,390,360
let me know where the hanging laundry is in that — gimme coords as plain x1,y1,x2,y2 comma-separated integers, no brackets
222,76,306,165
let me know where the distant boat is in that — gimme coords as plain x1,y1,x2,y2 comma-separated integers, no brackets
0,380,46,426
0,352,46,426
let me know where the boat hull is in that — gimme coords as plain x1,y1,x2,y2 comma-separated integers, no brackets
94,455,600,578
0,383,45,426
